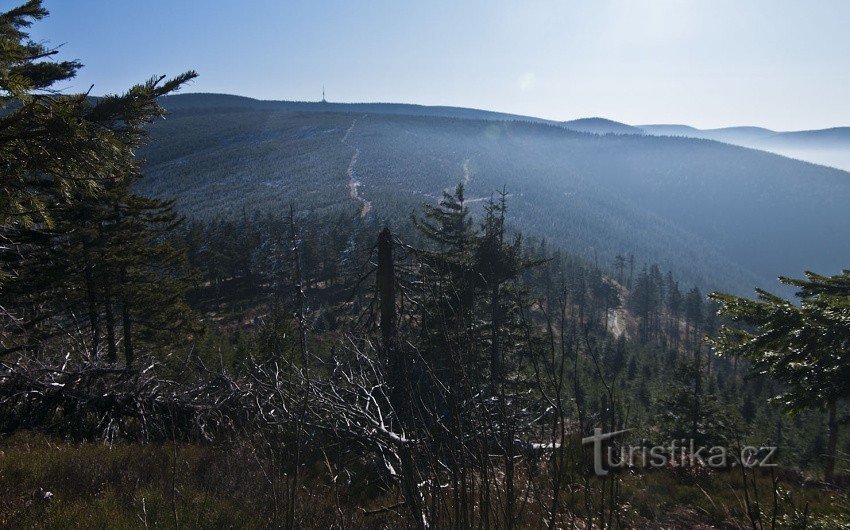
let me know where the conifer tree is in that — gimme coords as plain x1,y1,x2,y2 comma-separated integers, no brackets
665,272,683,349
710,270,850,482
0,0,195,234
0,1,196,360
413,183,478,374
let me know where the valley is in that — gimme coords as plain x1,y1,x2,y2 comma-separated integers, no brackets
5,2,850,526
140,94,850,295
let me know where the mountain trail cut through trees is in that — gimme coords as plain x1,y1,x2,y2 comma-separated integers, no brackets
608,307,626,339
342,116,372,217
462,158,472,186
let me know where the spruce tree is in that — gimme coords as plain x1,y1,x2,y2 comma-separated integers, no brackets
710,270,850,482
0,1,196,361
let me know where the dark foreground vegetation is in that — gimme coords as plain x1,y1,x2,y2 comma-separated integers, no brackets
2,432,848,528
1,2,849,528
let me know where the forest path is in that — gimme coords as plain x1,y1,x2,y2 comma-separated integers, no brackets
462,158,472,186
342,117,371,217
608,308,626,339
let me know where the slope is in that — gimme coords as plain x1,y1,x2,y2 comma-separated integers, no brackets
642,124,850,171
138,98,850,294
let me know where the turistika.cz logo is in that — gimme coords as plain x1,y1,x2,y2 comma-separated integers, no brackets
581,428,778,476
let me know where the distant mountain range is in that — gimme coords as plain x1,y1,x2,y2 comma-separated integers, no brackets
155,93,556,124
638,124,850,171
639,124,850,148
561,118,645,136
159,93,850,168
141,93,850,294
162,93,850,171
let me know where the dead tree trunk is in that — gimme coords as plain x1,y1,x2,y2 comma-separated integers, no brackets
376,227,427,529
377,227,403,413
287,206,309,530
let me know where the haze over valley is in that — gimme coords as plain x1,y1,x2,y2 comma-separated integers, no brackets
5,2,850,527
141,93,850,294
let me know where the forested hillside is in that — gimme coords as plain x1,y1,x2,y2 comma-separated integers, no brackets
641,124,850,171
152,93,557,124
139,95,850,294
3,4,850,527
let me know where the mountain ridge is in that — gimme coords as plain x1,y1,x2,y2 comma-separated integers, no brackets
138,94,850,295
562,117,645,135
159,93,850,163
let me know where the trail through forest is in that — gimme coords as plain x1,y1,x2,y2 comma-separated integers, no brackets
342,117,371,217
608,307,626,339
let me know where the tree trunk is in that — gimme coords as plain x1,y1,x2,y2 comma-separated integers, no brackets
377,228,427,528
287,206,309,530
825,399,838,483
99,224,117,363
377,228,403,414
122,300,134,368
83,254,100,359
104,284,117,363
691,344,702,443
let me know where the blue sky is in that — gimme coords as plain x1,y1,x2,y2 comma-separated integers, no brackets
23,0,850,130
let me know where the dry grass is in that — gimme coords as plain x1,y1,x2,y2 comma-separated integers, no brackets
0,432,847,528
0,433,386,528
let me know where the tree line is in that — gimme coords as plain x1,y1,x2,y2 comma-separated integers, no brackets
1,3,847,527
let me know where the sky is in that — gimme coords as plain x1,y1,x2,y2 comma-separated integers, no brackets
23,0,850,130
